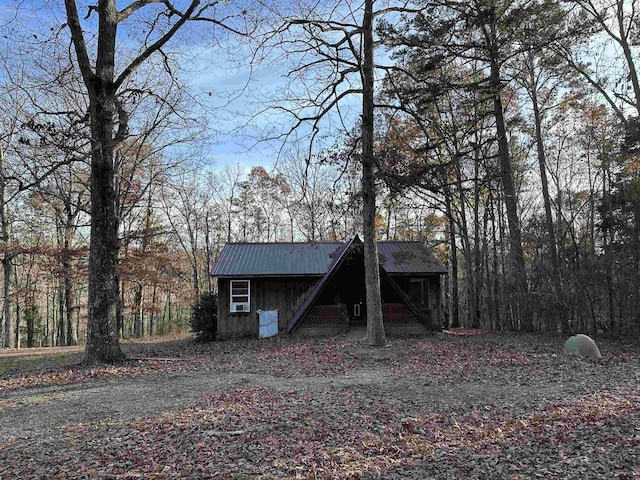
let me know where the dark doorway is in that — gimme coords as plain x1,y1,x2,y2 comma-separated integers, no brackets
315,248,406,326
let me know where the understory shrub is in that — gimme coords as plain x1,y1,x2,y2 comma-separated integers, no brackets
190,292,217,341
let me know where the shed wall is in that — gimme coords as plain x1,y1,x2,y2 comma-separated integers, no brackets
217,277,319,337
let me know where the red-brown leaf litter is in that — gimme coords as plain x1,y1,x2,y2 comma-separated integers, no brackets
0,331,638,479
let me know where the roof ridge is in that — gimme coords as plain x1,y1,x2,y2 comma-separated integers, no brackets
223,241,345,245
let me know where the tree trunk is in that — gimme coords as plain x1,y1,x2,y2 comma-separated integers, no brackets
77,0,126,364
204,213,213,294
472,148,483,328
486,31,530,331
454,158,477,328
445,187,460,329
57,283,65,346
2,252,12,349
133,196,154,338
132,283,144,338
49,287,56,346
490,190,504,330
192,263,200,297
362,0,385,347
117,279,125,338
61,236,77,346
530,70,567,333
0,146,13,348
149,285,157,336
65,267,76,346
26,307,34,348
163,293,172,335
599,159,616,334
14,300,20,349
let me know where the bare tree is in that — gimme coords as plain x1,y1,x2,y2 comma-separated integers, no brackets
0,144,13,348
60,0,253,363
0,61,26,348
555,0,640,123
212,164,245,243
512,48,575,333
361,0,385,345
253,0,425,345
276,151,334,241
0,27,92,348
160,165,211,296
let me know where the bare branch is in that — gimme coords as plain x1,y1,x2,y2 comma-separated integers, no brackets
114,0,201,90
551,42,627,122
63,0,94,83
117,0,165,22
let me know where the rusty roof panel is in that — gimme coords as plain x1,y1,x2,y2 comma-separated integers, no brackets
377,241,447,274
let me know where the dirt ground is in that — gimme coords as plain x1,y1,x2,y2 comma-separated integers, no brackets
1,330,639,479
0,331,578,441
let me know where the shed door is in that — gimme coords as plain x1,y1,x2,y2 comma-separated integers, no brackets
258,310,279,338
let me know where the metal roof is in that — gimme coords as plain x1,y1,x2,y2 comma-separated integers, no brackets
378,241,447,274
211,238,446,277
210,242,344,277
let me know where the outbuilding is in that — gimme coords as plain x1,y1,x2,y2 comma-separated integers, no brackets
210,236,446,338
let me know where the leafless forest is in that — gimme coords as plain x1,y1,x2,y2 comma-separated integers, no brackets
1,0,639,350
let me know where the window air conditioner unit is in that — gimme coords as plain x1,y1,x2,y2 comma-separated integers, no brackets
230,303,250,313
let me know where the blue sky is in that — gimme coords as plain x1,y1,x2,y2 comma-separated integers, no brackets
0,0,367,173
183,43,362,172
188,57,297,170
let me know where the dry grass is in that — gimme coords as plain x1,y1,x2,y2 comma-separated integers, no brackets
0,331,192,375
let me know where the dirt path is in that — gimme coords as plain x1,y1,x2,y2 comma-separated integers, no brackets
1,362,572,444
0,366,390,442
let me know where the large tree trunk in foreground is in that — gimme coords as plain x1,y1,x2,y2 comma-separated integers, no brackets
65,0,125,364
84,101,126,363
362,0,385,347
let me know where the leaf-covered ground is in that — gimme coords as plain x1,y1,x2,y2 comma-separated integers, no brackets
0,330,639,479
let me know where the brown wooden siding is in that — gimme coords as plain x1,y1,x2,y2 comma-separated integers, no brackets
217,277,319,337
217,273,442,336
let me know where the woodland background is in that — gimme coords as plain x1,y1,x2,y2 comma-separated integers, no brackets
1,0,639,348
